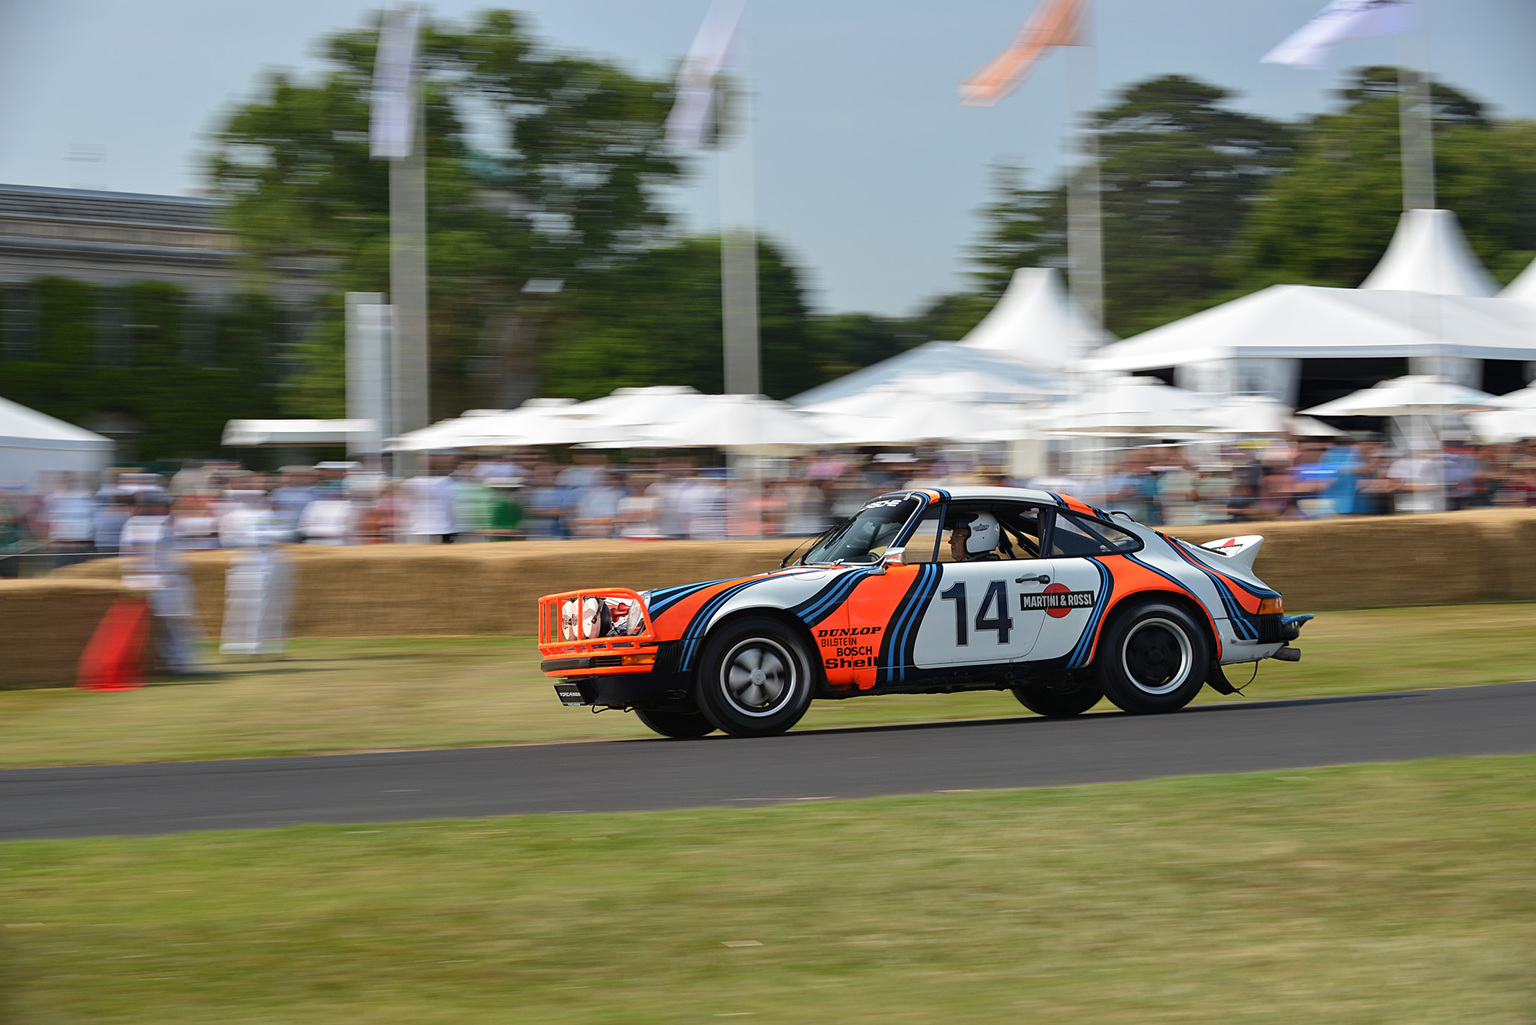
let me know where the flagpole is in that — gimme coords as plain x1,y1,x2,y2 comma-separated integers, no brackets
390,77,430,481
717,17,762,536
1065,11,1104,496
1397,27,1446,510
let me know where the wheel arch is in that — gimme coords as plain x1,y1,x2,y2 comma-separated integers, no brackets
693,607,828,695
1088,588,1221,670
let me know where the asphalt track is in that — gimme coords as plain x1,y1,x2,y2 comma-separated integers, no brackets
4,681,1535,840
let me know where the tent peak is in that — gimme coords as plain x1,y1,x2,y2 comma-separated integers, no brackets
1501,254,1536,306
1360,208,1498,297
959,267,1112,369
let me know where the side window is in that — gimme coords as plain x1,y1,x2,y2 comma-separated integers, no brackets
937,503,1046,563
901,507,944,563
1050,512,1140,557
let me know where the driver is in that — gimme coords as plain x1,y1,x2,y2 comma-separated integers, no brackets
947,511,1002,562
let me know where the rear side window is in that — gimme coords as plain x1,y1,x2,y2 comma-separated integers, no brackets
1050,512,1140,557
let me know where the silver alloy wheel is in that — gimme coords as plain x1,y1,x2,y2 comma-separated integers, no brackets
1120,616,1194,695
720,637,797,717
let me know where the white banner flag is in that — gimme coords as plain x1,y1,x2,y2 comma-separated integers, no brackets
666,0,743,148
1262,0,1413,68
370,6,421,158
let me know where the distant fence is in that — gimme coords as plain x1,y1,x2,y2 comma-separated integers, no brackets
9,509,1536,688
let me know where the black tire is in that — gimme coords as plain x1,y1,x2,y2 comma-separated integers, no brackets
694,616,815,738
634,706,716,739
1095,600,1210,714
1010,678,1103,718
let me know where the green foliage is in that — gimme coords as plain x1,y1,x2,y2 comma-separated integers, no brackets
970,68,1536,339
541,236,820,400
0,279,284,461
207,8,682,419
1238,68,1536,289
973,75,1297,335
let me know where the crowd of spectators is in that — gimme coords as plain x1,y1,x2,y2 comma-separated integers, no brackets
4,436,1536,573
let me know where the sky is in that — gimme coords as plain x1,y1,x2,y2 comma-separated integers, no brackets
0,0,1532,318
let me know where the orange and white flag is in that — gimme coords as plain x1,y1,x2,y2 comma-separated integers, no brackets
961,0,1084,107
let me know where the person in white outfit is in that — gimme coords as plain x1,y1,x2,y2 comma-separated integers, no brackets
218,490,294,656
120,489,209,675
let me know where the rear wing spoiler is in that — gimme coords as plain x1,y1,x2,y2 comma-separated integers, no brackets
1194,534,1265,574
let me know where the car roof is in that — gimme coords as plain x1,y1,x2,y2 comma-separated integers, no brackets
898,486,1066,506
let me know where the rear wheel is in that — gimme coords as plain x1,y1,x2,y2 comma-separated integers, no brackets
1011,678,1103,718
695,617,815,738
1096,600,1209,714
634,706,716,739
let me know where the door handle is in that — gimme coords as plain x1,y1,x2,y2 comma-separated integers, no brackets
1015,574,1050,585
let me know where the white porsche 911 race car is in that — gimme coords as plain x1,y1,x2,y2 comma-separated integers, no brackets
538,487,1311,738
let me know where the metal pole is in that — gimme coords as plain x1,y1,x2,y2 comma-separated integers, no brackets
718,35,762,536
1065,25,1105,497
389,76,430,480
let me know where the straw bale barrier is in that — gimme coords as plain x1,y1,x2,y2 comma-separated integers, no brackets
0,579,128,688
17,508,1535,690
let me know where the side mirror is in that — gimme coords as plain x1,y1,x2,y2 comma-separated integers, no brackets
878,547,906,573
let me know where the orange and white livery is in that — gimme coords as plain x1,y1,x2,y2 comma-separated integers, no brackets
537,487,1310,738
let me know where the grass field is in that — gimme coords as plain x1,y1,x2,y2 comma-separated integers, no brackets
1,603,1533,768
3,754,1534,1024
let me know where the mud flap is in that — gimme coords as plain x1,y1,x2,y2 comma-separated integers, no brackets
1205,659,1238,696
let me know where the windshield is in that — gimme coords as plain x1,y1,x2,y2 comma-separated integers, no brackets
802,495,921,565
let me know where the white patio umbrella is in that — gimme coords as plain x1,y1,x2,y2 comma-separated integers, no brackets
1207,396,1343,438
1487,381,1536,411
385,409,510,452
639,394,833,449
448,398,595,447
1299,375,1500,417
1044,376,1220,436
1467,408,1536,444
573,385,715,430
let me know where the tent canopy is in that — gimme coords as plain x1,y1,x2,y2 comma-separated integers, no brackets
0,395,113,483
958,267,1113,369
1360,209,1500,296
1092,283,1536,370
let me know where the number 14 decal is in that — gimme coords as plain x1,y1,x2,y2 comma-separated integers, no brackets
939,580,1014,645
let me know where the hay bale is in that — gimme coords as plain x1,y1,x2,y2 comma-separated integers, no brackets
0,579,128,689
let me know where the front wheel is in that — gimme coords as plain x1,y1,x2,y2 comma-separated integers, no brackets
695,617,815,738
634,706,716,739
1011,678,1103,718
1096,600,1210,714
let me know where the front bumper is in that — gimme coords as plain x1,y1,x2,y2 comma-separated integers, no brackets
552,670,692,709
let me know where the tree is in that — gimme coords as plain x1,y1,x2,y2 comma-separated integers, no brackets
972,75,1297,335
207,9,681,419
1239,67,1536,288
541,236,822,400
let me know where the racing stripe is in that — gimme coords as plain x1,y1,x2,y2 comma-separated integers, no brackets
647,578,729,618
1166,537,1280,601
675,577,776,671
1158,545,1262,638
1129,550,1254,641
790,568,877,629
877,562,941,684
1066,558,1114,668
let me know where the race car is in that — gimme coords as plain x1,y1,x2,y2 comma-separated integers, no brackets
537,487,1311,738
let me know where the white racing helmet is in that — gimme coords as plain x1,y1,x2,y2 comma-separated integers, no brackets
952,511,1001,555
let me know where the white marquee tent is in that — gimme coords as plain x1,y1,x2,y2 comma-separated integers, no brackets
958,267,1113,370
0,395,113,484
1091,209,1536,404
788,268,1099,409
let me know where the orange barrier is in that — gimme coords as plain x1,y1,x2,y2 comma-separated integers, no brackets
77,597,151,691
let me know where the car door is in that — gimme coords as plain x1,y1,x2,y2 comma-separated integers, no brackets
1023,510,1139,664
907,503,1054,669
